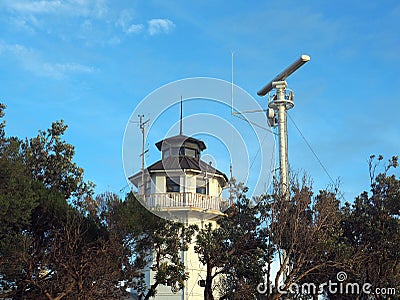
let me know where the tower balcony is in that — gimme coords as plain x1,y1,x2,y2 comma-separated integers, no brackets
144,192,230,215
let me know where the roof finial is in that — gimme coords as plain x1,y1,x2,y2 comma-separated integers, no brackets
180,95,183,135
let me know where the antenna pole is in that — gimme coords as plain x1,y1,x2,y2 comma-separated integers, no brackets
275,82,289,196
180,96,183,135
229,162,233,204
231,52,234,115
139,114,150,197
258,55,310,198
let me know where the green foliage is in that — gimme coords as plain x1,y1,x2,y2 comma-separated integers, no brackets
20,119,94,202
114,193,197,300
2,102,400,300
0,105,125,299
341,155,400,299
195,182,268,300
0,103,5,141
1,182,129,299
0,157,39,236
261,175,352,300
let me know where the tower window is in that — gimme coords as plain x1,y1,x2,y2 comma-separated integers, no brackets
166,177,180,192
196,178,209,195
178,147,198,158
162,147,181,159
185,148,197,158
170,147,179,157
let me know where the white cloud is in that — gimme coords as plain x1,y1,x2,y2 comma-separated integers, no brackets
106,36,121,46
0,42,95,79
148,18,175,35
2,1,175,42
3,0,108,19
5,0,63,14
43,62,95,75
126,23,144,34
8,15,37,33
116,10,143,34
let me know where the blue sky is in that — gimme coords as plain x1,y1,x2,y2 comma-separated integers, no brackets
0,0,399,202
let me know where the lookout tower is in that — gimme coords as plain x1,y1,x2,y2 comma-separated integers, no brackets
129,133,229,223
129,130,229,299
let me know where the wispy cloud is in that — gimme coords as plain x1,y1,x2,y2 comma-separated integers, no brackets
3,0,108,18
116,13,176,36
0,42,95,79
42,62,95,76
148,18,175,35
126,23,143,34
4,0,63,14
116,10,143,34
2,1,176,39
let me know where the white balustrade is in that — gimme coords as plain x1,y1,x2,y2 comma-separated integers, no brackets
144,192,229,212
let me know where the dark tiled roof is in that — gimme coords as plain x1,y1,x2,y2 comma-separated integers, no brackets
147,156,228,181
128,156,227,185
155,134,206,151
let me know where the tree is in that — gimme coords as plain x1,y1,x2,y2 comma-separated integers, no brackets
260,175,353,300
195,182,268,300
0,167,42,296
0,104,41,294
0,104,127,299
20,119,94,203
0,104,38,238
1,179,129,300
108,192,197,300
341,155,400,300
3,100,399,299
0,103,5,142
193,177,350,300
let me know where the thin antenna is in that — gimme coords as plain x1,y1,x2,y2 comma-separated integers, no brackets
231,51,234,116
139,114,150,197
229,162,233,203
180,95,183,135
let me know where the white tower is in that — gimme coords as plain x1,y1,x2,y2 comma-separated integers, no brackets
129,133,229,299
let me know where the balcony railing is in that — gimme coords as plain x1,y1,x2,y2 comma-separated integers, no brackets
144,192,229,212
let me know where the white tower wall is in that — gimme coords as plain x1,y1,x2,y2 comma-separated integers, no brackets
143,171,224,299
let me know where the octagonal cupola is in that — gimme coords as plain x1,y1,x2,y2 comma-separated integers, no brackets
156,134,206,160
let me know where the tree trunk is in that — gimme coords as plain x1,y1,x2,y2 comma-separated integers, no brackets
204,265,214,300
144,282,158,300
